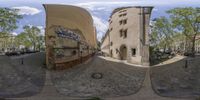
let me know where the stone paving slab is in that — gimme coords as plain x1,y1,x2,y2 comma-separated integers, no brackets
0,53,46,98
151,56,200,98
50,55,147,97
2,55,199,100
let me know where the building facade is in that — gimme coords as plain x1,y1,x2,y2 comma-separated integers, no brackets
0,35,18,53
101,7,153,65
172,35,200,54
44,4,97,70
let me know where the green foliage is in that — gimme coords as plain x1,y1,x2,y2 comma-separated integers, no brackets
150,7,200,56
0,7,22,35
15,25,45,51
150,16,174,52
167,7,200,39
167,7,200,54
0,7,22,51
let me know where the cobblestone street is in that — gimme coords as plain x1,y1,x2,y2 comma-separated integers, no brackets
51,55,147,97
151,56,200,98
0,54,199,100
0,52,46,98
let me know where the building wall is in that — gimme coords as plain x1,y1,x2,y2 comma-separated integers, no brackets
100,31,110,56
101,7,153,65
172,35,200,54
44,4,97,69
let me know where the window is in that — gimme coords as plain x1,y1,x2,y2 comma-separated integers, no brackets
110,20,112,24
110,49,113,56
132,48,136,56
120,19,127,25
110,28,113,31
119,20,123,25
119,10,127,13
116,48,118,54
120,29,123,37
123,19,127,24
119,13,127,17
72,50,77,55
123,13,127,16
110,42,113,46
124,29,127,38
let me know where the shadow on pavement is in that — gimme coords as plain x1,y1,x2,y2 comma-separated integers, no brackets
50,55,147,98
0,52,46,98
150,56,200,98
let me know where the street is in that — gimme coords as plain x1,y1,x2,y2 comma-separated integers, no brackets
151,56,200,98
0,53,46,98
0,53,199,100
51,55,147,97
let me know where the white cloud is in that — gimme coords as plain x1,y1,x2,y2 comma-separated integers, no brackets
152,8,158,12
12,6,41,15
74,0,200,9
36,26,45,36
11,32,18,36
74,1,133,11
92,16,108,41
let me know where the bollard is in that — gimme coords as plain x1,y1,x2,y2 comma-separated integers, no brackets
184,60,188,69
21,58,24,65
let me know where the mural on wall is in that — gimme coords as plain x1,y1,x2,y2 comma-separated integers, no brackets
47,25,85,67
54,26,81,42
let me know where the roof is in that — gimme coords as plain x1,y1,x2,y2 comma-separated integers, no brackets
109,6,154,18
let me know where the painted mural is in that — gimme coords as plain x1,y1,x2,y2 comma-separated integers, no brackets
54,26,81,42
46,25,85,69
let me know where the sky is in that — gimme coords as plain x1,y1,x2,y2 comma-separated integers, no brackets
0,0,200,41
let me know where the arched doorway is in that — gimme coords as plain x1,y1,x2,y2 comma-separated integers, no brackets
119,45,127,60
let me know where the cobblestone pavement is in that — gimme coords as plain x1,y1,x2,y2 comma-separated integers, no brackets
0,52,46,98
50,55,147,97
151,56,200,98
5,55,197,100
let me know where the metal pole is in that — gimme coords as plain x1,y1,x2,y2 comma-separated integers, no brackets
21,58,24,65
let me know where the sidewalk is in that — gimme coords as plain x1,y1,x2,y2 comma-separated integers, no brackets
99,56,149,67
106,69,193,100
153,55,185,67
11,69,193,100
7,55,196,100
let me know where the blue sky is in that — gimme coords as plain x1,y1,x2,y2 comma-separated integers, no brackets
0,0,200,41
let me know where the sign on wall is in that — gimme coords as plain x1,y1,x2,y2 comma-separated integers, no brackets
54,26,81,42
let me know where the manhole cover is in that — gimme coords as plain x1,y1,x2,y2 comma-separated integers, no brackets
91,73,103,79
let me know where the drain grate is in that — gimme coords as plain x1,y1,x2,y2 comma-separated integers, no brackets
91,73,103,79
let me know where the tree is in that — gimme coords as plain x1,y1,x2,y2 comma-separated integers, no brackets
20,25,41,51
36,35,45,51
0,7,22,51
167,7,200,56
150,17,174,52
15,32,32,49
0,8,22,36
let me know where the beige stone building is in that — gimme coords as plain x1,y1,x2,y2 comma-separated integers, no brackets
101,6,153,65
44,4,97,70
172,35,200,54
0,35,17,52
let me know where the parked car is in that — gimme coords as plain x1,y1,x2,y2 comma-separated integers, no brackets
5,51,20,56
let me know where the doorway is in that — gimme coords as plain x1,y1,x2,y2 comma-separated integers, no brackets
119,45,127,60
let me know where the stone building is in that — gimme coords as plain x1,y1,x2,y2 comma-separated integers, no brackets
44,4,97,70
101,6,153,65
172,34,200,54
0,35,17,52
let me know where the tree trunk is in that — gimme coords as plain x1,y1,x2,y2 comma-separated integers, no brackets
33,43,36,51
163,44,167,53
191,36,196,57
